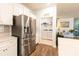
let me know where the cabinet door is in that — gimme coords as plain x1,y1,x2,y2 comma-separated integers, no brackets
0,47,3,56
0,4,13,25
7,38,17,56
0,37,17,56
0,45,9,56
0,40,9,56
7,43,17,56
2,46,8,56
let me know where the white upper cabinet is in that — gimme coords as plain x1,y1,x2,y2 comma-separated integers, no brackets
0,4,14,25
0,3,36,25
0,37,17,56
0,4,24,25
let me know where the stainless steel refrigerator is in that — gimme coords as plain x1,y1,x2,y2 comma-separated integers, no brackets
12,15,36,56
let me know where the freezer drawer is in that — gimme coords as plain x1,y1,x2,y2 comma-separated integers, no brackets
24,45,29,56
29,39,36,54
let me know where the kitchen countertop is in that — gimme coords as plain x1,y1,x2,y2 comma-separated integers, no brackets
0,32,10,36
58,36,79,39
0,32,17,43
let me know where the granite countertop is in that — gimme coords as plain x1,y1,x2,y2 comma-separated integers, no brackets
57,32,79,39
58,36,79,39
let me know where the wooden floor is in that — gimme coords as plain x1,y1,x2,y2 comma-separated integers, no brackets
30,44,58,56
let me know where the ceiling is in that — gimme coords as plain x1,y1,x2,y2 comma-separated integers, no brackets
22,3,55,11
22,3,79,17
57,3,79,18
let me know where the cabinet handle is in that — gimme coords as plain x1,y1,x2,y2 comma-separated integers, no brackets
3,50,5,52
3,49,7,52
5,48,7,50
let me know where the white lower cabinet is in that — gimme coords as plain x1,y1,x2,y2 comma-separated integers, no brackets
58,38,79,56
0,47,3,56
0,37,17,56
2,46,8,56
41,31,52,39
0,45,8,56
8,42,17,56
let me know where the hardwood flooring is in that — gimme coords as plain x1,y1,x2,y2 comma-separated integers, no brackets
30,44,58,56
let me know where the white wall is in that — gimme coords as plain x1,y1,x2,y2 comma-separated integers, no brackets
35,6,57,47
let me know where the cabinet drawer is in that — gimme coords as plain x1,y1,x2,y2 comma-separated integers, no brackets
29,40,36,53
